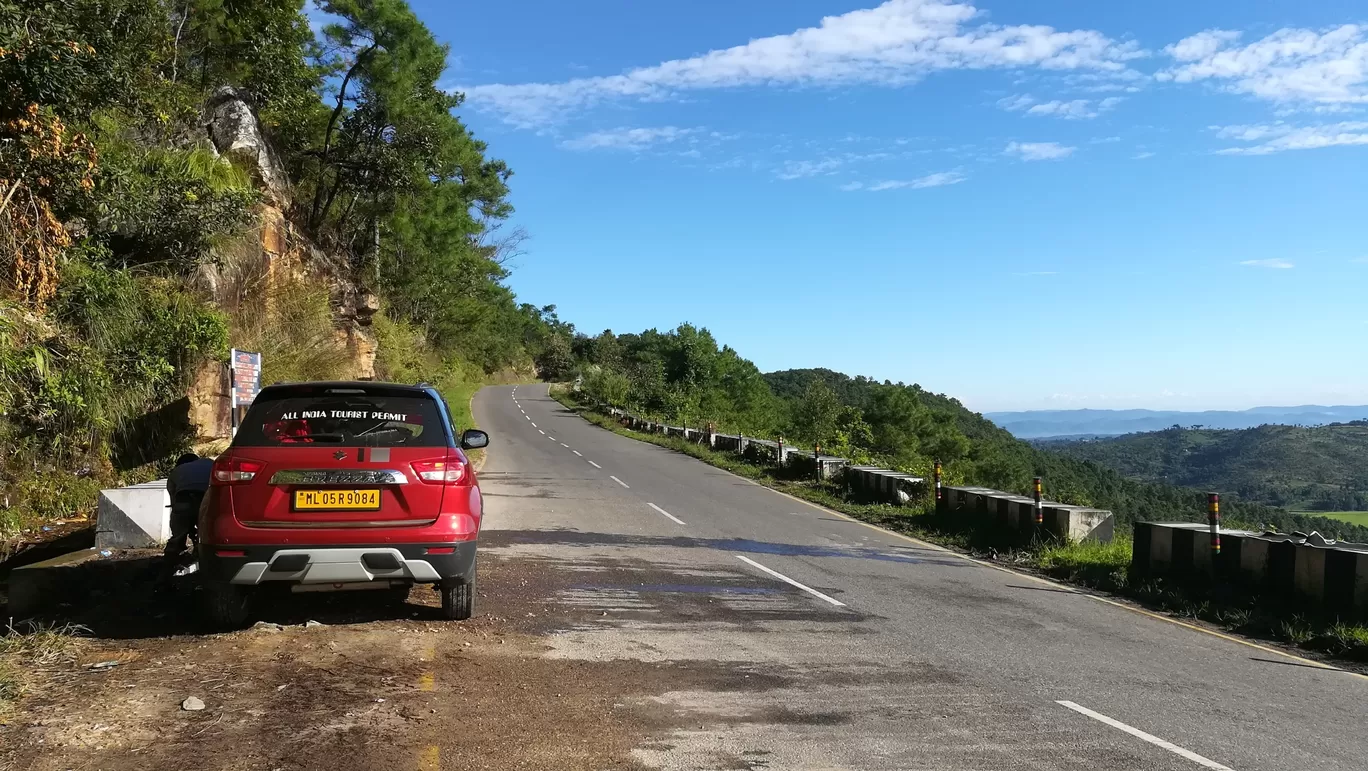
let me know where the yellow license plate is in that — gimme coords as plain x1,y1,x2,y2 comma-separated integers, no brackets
293,489,381,511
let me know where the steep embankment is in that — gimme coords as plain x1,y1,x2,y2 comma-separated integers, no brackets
0,0,568,542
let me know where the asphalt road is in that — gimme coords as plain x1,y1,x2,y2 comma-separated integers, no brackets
474,383,1368,771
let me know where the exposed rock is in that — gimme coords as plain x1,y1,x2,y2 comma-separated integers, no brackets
182,696,205,711
206,87,289,204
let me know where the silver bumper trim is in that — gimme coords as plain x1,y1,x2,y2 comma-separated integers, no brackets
229,548,443,585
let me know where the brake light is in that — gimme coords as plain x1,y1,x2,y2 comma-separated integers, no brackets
212,457,265,485
411,458,466,485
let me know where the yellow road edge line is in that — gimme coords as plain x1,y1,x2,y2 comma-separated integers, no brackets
418,671,435,692
419,744,440,771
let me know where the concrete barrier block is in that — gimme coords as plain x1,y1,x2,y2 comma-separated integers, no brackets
1294,547,1328,602
95,480,170,549
1239,536,1270,581
1357,554,1368,615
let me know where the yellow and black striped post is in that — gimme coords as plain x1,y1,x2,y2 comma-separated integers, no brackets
1032,476,1044,527
1208,492,1221,557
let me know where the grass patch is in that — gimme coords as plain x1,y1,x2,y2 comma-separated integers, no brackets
1036,538,1132,591
1313,511,1368,527
0,622,88,715
555,387,1368,666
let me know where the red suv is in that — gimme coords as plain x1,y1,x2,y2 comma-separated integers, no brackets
197,381,488,628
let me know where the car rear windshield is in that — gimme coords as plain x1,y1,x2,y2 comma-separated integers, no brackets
234,390,449,447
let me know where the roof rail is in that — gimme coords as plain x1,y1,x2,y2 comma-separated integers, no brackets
415,381,433,388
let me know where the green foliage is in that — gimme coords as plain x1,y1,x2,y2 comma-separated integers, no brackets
1043,423,1368,514
94,137,259,268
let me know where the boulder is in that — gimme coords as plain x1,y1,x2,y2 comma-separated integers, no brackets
206,87,289,204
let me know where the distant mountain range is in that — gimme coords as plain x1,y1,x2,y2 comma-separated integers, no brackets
985,406,1368,439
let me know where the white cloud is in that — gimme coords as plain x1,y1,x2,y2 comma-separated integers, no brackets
1213,121,1368,154
462,0,1147,126
1133,151,1156,159
839,181,866,191
997,94,1038,112
999,94,1123,119
776,158,844,180
866,171,967,190
1240,258,1295,269
1158,25,1368,104
1004,141,1076,160
1091,135,1122,144
561,126,698,151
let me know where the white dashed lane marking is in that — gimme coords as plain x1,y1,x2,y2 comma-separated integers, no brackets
588,460,601,469
610,475,630,489
735,555,846,607
647,502,686,525
573,450,582,456
561,443,570,448
1055,701,1235,771
538,430,546,435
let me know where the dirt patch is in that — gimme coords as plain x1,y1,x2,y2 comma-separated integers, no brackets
0,549,819,771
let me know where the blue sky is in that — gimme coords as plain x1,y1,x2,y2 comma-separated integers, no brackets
398,0,1366,412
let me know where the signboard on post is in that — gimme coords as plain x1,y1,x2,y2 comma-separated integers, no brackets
229,349,262,436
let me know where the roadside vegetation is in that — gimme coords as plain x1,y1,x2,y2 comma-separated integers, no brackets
0,622,86,716
554,385,1368,664
0,0,571,543
568,329,1368,542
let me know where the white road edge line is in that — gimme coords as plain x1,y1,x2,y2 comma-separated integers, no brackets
609,475,629,488
735,555,846,607
647,502,686,525
587,460,601,468
573,450,582,456
1055,701,1235,771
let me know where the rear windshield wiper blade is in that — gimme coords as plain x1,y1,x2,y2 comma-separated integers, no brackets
285,433,346,443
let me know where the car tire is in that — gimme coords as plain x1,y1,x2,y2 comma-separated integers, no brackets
202,580,250,629
440,577,474,621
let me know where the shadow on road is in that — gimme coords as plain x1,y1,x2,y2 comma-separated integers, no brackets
18,553,450,641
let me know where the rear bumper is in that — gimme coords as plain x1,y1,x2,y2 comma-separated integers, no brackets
199,542,476,586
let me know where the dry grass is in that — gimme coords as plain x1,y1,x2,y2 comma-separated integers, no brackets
0,622,89,714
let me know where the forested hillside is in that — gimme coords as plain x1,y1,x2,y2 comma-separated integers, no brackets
577,337,1368,541
1041,423,1368,513
0,0,571,536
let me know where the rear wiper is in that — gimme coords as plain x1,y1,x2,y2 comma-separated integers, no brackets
286,433,345,443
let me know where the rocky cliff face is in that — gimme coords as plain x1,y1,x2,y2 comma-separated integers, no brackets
188,88,378,443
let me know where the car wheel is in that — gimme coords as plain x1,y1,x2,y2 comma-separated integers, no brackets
202,580,251,629
440,577,474,621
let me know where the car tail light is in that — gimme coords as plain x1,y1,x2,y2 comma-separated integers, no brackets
411,458,466,485
425,547,456,555
213,457,265,485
